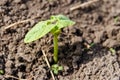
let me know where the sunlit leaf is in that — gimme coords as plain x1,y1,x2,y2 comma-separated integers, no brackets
24,21,56,43
51,15,75,29
24,15,75,43
51,14,69,20
57,20,75,29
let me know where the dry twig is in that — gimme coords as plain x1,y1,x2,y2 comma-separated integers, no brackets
42,50,55,80
4,16,39,30
70,0,99,11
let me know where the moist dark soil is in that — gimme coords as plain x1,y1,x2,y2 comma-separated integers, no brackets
0,0,120,80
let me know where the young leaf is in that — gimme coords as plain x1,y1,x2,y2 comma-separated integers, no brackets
51,64,63,75
24,21,56,43
0,70,4,75
57,20,75,29
58,66,63,71
110,48,116,55
51,15,75,29
51,15,69,21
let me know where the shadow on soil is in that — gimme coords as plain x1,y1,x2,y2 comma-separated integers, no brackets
55,41,109,75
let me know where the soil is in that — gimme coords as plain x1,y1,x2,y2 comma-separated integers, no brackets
0,0,120,80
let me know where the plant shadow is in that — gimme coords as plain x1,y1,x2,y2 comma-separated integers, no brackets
55,41,109,75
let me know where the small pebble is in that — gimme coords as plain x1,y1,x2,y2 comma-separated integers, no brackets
20,4,27,10
14,0,22,4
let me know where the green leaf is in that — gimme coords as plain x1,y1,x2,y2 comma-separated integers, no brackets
52,15,75,29
51,64,58,69
51,15,75,29
57,20,75,29
0,70,4,75
24,15,75,43
24,21,56,43
51,64,63,75
51,15,69,20
51,15,75,34
58,66,63,71
110,48,116,55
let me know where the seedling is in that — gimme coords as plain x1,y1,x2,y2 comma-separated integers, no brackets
109,48,116,55
24,15,75,63
0,70,4,75
51,64,63,75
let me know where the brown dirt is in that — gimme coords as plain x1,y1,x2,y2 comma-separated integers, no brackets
0,0,120,80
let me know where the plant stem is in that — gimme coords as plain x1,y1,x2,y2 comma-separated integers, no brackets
53,33,58,63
